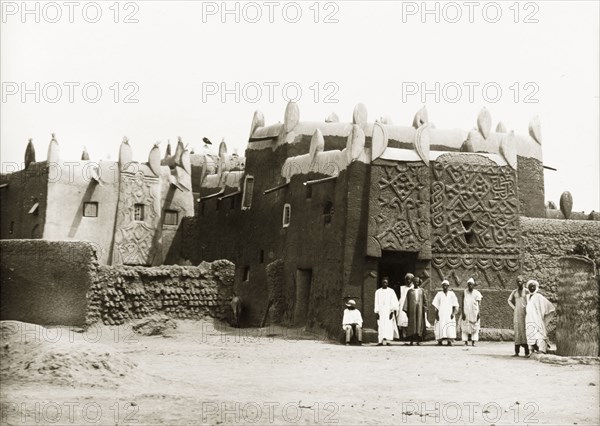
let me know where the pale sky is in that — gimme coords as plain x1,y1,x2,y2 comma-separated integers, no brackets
1,0,599,212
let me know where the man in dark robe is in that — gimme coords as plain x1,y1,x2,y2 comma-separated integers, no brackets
403,277,428,345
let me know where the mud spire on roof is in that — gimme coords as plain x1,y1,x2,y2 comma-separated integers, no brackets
529,116,542,144
309,129,324,165
477,107,492,139
412,106,429,129
148,142,161,177
500,131,517,170
284,101,300,133
325,112,340,123
119,136,132,170
346,124,365,163
24,138,36,169
81,146,90,161
249,110,265,138
47,133,59,163
352,103,368,127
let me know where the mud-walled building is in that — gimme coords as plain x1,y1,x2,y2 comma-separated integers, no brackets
0,135,194,265
182,102,551,335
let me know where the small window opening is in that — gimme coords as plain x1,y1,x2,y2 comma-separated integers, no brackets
83,202,98,217
134,204,145,221
324,201,334,225
164,210,178,225
282,203,291,228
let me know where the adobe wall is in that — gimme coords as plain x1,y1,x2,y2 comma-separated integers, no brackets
517,156,545,218
342,161,374,327
520,217,600,304
0,162,49,239
87,260,235,325
0,240,97,326
158,166,195,265
44,161,119,265
183,139,352,334
281,170,347,334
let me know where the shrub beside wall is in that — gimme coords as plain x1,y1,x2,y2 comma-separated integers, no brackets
556,256,599,356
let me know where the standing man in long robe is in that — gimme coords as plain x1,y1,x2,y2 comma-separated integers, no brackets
432,280,459,346
525,280,556,354
508,276,530,356
397,273,414,339
403,276,428,346
461,277,483,346
374,277,399,346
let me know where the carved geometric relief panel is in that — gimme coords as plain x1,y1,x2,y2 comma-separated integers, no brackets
367,162,430,257
113,171,161,266
430,160,521,288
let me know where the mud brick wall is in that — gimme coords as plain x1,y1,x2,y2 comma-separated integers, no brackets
0,240,97,326
520,217,600,304
87,260,235,325
266,259,287,323
516,156,545,218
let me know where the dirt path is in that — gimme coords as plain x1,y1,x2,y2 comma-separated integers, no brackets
1,319,598,425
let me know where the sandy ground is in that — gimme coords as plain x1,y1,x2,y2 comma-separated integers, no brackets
1,319,599,426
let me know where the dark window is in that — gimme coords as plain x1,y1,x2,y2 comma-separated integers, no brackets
259,249,264,264
243,266,250,281
83,202,98,217
324,201,334,225
282,203,291,227
306,184,312,200
164,210,178,225
242,176,254,210
134,204,145,221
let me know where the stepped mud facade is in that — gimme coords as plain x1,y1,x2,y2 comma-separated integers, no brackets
2,103,598,336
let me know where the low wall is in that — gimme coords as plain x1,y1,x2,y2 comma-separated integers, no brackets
0,240,97,326
1,240,235,327
87,260,235,325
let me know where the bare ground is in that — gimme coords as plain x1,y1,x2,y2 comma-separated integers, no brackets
1,319,598,425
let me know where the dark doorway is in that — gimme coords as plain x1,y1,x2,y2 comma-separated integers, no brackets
377,251,418,299
294,269,312,325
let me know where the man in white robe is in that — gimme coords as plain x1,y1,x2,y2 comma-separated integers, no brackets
525,280,555,354
461,277,483,346
374,277,399,346
432,280,459,346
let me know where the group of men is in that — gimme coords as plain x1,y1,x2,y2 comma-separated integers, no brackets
342,273,556,356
